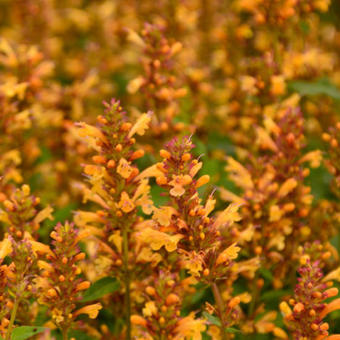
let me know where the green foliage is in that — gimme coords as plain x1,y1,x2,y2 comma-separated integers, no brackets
11,326,46,340
81,277,120,302
202,311,222,326
289,78,340,100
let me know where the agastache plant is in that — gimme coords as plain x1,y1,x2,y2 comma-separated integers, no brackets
75,99,153,339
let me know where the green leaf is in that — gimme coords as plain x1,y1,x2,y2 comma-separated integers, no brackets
202,311,221,326
11,326,46,340
226,327,241,334
69,330,96,340
259,268,273,282
82,277,120,302
289,78,340,100
261,289,291,301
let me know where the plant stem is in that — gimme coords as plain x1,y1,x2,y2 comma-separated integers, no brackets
248,271,259,317
5,298,19,340
212,282,227,340
62,328,68,340
123,227,131,340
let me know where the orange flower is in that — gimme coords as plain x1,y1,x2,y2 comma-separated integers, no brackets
0,238,12,259
169,175,192,197
117,191,135,213
174,313,206,340
117,158,133,179
216,243,241,265
74,303,102,319
128,112,151,138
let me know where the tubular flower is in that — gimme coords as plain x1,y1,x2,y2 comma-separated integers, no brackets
74,303,102,319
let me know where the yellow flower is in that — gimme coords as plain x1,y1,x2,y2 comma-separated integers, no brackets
128,112,151,138
169,175,192,197
127,76,144,94
126,29,146,48
279,301,292,317
142,301,157,317
109,231,122,253
179,250,204,277
153,206,176,226
273,327,288,339
133,179,153,214
189,162,203,177
267,234,285,251
256,126,278,152
323,267,340,282
139,228,183,252
75,122,107,150
226,157,254,190
219,187,247,205
136,247,162,266
37,260,54,272
320,298,340,320
52,308,65,324
240,75,257,95
269,205,283,222
216,243,241,265
213,203,242,229
0,238,12,259
117,191,135,213
195,175,210,188
130,315,148,327
270,75,286,96
136,163,165,181
174,314,206,340
74,303,102,319
299,150,322,168
277,178,297,198
117,158,133,179
34,206,54,225
29,240,53,256
254,311,277,334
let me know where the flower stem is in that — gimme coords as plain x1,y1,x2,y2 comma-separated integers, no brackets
123,227,131,340
212,282,227,340
5,298,19,340
62,328,68,340
248,271,259,317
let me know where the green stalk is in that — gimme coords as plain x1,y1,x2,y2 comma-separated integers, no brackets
5,298,19,340
248,271,259,317
123,227,131,340
62,328,68,340
212,282,227,340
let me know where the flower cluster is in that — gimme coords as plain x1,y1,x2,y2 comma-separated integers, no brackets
37,222,102,338
280,257,340,340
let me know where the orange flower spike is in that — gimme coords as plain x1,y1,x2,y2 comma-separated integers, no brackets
282,256,340,339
